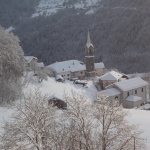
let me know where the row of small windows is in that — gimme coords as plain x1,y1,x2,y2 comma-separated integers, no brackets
127,88,144,96
61,74,70,77
62,72,84,78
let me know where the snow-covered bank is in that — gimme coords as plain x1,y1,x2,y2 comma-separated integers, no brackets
25,77,97,102
127,109,150,149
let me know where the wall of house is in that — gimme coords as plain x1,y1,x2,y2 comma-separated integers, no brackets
95,68,104,76
59,72,71,80
124,99,143,108
71,71,85,79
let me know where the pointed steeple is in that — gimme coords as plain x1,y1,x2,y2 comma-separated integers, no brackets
86,29,94,49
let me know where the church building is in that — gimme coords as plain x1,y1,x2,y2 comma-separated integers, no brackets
47,30,105,80
85,30,96,79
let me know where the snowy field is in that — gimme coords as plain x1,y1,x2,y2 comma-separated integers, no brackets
0,76,150,149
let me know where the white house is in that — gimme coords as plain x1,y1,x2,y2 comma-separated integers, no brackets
99,71,127,89
102,77,148,108
114,77,148,108
47,60,105,80
95,63,105,76
47,60,86,80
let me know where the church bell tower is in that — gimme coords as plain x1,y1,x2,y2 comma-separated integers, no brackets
85,30,95,79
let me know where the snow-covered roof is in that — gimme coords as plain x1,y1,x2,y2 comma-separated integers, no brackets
49,94,63,101
47,60,86,73
37,62,44,68
95,62,105,69
114,77,148,92
100,71,122,81
126,95,142,102
100,88,121,96
24,56,37,63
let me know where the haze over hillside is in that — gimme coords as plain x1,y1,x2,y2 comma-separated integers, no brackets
1,0,150,73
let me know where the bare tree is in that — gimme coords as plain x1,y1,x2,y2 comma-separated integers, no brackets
0,91,146,150
93,93,145,150
0,90,57,150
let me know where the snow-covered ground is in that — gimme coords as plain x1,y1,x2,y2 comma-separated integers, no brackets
5,26,15,33
32,0,100,17
25,76,97,102
0,76,150,149
127,109,150,149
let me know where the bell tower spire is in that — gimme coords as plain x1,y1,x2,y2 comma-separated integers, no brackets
85,29,95,79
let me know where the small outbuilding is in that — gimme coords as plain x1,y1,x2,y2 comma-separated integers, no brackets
48,94,67,109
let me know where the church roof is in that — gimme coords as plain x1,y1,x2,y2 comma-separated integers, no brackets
47,60,86,73
100,71,122,81
86,30,94,48
114,77,148,92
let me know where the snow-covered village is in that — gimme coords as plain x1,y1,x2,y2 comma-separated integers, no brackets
1,0,150,149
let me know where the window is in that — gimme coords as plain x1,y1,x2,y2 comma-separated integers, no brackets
142,88,143,92
128,92,129,96
67,74,69,76
135,90,137,94
61,75,63,77
81,72,83,74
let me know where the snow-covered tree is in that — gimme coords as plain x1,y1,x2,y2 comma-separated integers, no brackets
0,26,25,103
0,91,146,150
62,92,145,150
0,90,57,150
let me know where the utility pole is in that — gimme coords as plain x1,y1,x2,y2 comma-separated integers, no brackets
133,136,147,150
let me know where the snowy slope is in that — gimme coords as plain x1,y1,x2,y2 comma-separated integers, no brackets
0,76,150,149
32,0,100,17
24,76,97,102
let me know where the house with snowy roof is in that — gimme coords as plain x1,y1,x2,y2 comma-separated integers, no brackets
101,77,148,108
47,30,105,80
114,77,148,108
99,71,128,89
24,56,38,68
47,60,86,80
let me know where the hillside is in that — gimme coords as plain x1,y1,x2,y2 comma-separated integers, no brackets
2,0,150,73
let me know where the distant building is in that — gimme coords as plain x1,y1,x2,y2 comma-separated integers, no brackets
99,71,127,89
47,60,86,80
100,77,148,108
24,56,38,68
